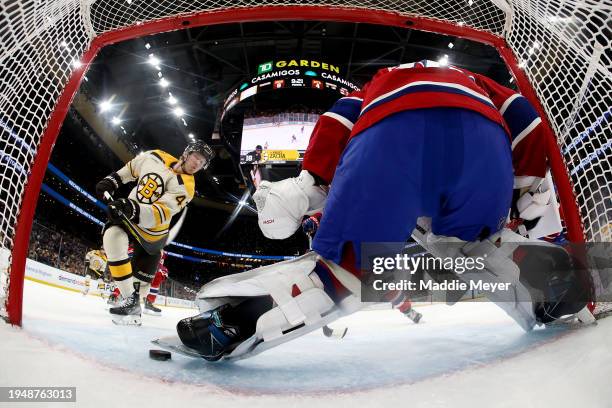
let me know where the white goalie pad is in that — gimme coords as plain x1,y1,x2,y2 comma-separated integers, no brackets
413,218,538,331
195,251,363,361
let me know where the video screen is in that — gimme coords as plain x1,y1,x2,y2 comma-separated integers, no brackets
240,112,319,164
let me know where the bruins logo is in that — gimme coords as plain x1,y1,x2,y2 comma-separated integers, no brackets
137,173,164,204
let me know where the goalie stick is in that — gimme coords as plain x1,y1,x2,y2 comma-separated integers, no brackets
306,232,350,340
322,324,348,339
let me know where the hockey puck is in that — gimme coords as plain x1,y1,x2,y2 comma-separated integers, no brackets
149,349,171,361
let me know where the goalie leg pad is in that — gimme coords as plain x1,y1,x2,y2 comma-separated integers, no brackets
192,252,362,360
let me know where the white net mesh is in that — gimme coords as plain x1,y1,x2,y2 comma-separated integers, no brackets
0,0,610,320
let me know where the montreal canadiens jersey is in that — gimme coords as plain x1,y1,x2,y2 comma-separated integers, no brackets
303,60,546,189
115,150,195,243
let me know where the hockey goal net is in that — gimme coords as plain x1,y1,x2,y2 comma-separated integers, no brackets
1,1,610,325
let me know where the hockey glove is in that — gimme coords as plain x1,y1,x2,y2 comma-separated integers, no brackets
107,198,139,224
96,173,121,203
302,212,322,237
253,170,328,239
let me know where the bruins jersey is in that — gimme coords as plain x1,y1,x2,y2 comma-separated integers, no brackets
115,150,195,243
85,249,107,274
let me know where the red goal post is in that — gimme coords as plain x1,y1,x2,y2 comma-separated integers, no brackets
1,1,610,326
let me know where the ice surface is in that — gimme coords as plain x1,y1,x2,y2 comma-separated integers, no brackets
1,279,611,407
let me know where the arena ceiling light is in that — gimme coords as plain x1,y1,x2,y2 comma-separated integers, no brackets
148,54,160,66
438,54,449,66
159,78,169,87
168,94,177,105
448,42,454,49
111,116,121,125
188,133,195,139
72,59,82,69
173,107,184,117
99,99,113,112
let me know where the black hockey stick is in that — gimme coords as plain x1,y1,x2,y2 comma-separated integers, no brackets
104,192,166,255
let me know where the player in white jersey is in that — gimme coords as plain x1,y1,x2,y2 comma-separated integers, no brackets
82,249,108,296
95,141,214,325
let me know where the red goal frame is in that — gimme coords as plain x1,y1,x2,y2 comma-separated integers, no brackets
6,6,585,326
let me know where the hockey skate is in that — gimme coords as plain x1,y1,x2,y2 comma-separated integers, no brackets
405,308,423,324
109,283,141,326
143,299,162,316
175,303,249,361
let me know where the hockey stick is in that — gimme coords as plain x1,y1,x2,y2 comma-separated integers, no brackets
307,232,349,339
104,192,166,255
322,324,348,339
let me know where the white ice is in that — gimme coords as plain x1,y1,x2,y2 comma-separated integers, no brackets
1,279,611,407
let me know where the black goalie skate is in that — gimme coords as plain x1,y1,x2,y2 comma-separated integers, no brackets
176,296,274,361
176,305,244,361
109,283,141,326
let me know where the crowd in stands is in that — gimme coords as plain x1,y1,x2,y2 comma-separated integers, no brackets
28,221,91,276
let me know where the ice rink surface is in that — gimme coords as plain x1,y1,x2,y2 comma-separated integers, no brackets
1,279,611,407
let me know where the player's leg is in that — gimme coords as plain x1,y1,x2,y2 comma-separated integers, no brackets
102,225,133,297
130,245,162,302
146,269,163,304
431,108,513,241
107,236,161,325
144,269,164,315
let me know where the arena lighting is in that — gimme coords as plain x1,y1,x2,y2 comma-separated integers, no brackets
144,43,151,49
111,116,121,125
99,99,112,112
188,133,195,138
168,95,177,104
173,107,184,117
71,59,82,69
448,42,454,49
159,78,169,87
157,72,163,78
148,53,160,66
438,54,449,66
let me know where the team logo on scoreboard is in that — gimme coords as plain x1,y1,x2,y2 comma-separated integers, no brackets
137,173,164,204
273,79,285,89
311,79,323,89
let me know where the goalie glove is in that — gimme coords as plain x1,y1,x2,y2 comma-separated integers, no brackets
107,198,139,224
253,171,328,239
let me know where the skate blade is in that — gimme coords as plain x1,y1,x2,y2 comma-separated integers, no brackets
152,336,206,359
112,314,142,326
143,309,161,316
